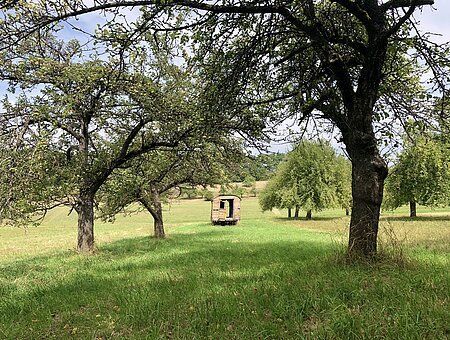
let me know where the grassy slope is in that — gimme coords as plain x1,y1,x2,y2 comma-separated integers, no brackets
0,195,449,339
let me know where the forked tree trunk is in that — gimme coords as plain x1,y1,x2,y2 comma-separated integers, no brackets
306,209,312,220
76,191,95,252
294,206,299,219
410,200,417,218
140,188,165,239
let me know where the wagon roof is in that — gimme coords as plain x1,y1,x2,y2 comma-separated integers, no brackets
213,195,241,200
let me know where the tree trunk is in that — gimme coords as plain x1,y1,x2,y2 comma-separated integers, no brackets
409,200,417,218
76,191,95,252
140,188,165,239
153,209,165,238
76,118,96,253
294,206,299,219
346,152,388,258
306,209,312,220
345,207,350,216
287,208,292,219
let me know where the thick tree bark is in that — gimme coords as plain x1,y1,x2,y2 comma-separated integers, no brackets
152,209,165,238
294,206,299,219
306,209,312,220
344,134,388,257
140,188,165,239
76,191,95,252
410,200,417,218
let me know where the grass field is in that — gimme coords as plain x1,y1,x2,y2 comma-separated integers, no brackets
0,195,449,339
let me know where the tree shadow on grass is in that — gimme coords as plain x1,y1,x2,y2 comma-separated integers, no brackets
1,226,449,339
272,216,346,222
0,230,336,337
381,215,450,222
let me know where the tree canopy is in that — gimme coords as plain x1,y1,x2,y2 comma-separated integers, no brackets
260,140,351,219
0,35,222,251
384,133,450,217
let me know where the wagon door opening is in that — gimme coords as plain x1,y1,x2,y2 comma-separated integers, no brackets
227,199,234,218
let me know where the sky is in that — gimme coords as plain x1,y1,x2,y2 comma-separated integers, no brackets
415,0,450,43
1,2,449,153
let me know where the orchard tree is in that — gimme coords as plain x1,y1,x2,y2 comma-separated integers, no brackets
98,141,239,238
1,0,448,258
0,37,207,252
260,140,351,219
259,160,298,219
384,135,450,217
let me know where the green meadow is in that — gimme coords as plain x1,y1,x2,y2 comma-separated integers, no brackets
0,196,449,339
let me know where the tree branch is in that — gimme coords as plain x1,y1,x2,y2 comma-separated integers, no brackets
329,0,374,31
380,0,434,11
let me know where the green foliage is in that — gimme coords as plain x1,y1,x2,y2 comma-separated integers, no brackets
231,184,245,198
384,135,450,210
98,142,234,223
219,184,231,195
202,189,214,201
334,156,352,212
242,174,256,188
230,154,285,182
259,140,351,217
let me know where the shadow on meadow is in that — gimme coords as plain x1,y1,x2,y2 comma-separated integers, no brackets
0,227,333,337
381,215,450,222
273,216,346,222
1,225,449,339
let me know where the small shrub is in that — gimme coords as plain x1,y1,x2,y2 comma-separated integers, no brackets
242,175,256,188
203,190,214,201
232,185,245,198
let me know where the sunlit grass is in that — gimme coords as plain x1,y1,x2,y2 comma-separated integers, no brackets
0,188,449,338
1,194,450,260
1,220,449,339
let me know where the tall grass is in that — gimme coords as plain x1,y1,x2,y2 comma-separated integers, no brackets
0,196,449,339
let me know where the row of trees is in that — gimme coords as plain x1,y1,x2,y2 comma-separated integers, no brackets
260,141,351,220
263,131,450,221
0,34,250,250
1,0,448,258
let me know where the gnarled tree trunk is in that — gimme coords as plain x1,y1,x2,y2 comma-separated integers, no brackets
76,190,95,252
343,126,388,257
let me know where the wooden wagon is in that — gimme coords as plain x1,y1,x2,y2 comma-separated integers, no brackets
211,195,241,225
